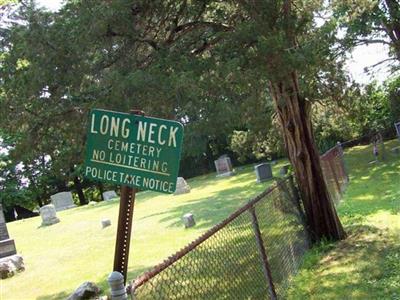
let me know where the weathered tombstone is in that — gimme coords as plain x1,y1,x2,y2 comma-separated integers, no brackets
395,121,400,139
182,213,196,228
214,155,235,177
254,163,273,183
39,204,60,226
174,177,191,195
50,191,76,211
279,164,290,176
0,204,17,259
103,191,118,201
101,219,111,229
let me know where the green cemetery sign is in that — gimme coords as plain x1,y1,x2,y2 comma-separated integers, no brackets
84,109,184,194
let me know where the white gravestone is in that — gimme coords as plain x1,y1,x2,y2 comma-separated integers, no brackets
39,205,60,226
50,192,76,211
254,163,273,183
214,156,235,177
182,213,196,228
174,177,191,195
103,191,118,201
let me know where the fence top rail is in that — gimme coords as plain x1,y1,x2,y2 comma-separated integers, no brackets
320,145,340,160
131,177,288,290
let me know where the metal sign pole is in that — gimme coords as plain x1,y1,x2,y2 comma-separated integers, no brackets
113,185,136,284
113,110,145,284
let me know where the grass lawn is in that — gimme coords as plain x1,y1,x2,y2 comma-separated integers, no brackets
1,161,287,300
287,139,400,299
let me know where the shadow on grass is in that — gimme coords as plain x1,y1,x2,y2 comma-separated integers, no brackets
286,224,400,299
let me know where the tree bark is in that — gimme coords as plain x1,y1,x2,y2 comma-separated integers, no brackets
269,72,346,242
73,176,87,205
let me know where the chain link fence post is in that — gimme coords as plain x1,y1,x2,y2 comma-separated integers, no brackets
249,206,278,300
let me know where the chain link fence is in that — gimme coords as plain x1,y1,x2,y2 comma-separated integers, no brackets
320,144,349,204
129,145,348,299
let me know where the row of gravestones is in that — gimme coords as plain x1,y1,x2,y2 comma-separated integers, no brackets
214,155,290,182
39,156,288,229
39,190,119,226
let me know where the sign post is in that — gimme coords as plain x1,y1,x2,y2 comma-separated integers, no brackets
114,185,136,283
84,108,184,284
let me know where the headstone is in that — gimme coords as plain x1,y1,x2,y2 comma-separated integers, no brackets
214,156,235,177
102,190,118,201
0,204,17,259
254,163,273,183
174,177,191,195
395,122,400,139
101,219,111,229
279,164,290,176
39,204,60,226
50,191,76,211
182,213,196,228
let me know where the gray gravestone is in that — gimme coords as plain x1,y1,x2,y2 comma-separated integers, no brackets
395,122,400,139
182,213,196,228
103,191,118,201
0,204,17,258
39,204,60,226
50,192,76,211
214,155,235,177
101,219,111,229
279,164,290,176
254,163,273,183
174,177,191,195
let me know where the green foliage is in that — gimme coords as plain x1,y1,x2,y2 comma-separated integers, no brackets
386,76,400,122
0,0,399,210
334,0,400,66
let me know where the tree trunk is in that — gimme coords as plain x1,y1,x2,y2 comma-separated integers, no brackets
73,176,87,205
269,72,346,242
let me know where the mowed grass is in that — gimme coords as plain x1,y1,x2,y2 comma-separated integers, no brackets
287,139,400,299
1,161,287,300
